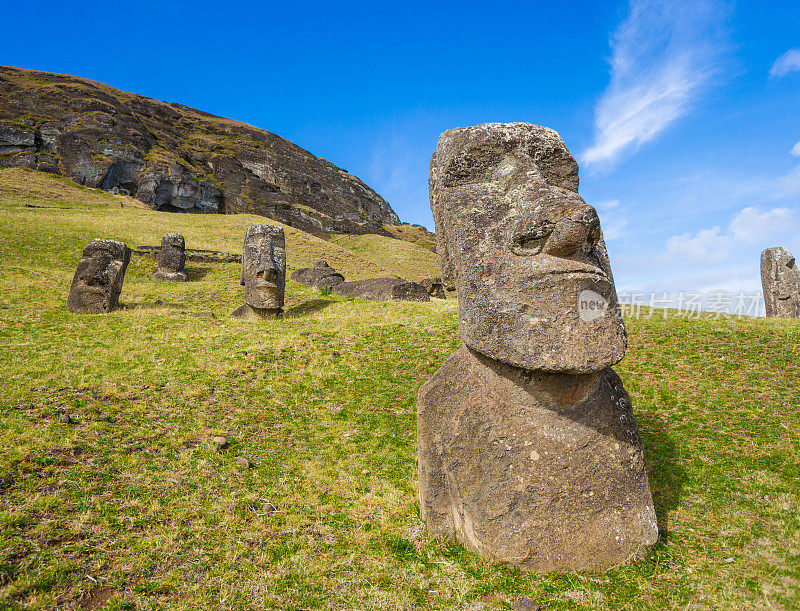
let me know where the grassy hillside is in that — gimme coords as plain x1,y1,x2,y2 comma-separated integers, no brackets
330,234,440,282
0,169,799,609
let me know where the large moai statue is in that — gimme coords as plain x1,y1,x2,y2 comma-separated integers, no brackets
418,123,658,573
761,247,800,318
66,239,131,313
152,233,188,282
231,224,286,319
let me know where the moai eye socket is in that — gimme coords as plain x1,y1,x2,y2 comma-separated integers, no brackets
586,224,601,247
510,221,555,256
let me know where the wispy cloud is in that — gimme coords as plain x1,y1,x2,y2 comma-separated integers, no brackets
582,0,731,168
770,49,800,78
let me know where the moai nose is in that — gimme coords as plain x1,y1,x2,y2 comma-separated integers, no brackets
81,261,107,285
256,257,278,281
541,205,601,258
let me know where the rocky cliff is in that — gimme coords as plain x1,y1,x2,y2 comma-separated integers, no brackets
0,66,400,236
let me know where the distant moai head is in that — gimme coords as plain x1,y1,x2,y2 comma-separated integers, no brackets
761,246,800,318
157,233,186,273
430,122,626,373
66,239,131,313
241,224,286,310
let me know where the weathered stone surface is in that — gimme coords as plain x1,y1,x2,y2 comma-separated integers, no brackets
761,247,800,318
231,224,285,317
152,233,188,282
418,346,657,573
66,239,131,313
429,122,624,374
419,277,446,299
290,260,345,289
419,122,656,573
0,66,401,235
331,278,429,302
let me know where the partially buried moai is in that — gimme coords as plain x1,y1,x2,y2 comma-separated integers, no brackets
418,123,658,573
152,233,188,282
231,224,286,319
761,247,800,318
66,239,131,313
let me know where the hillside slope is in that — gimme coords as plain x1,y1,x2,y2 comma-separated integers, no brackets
0,66,399,236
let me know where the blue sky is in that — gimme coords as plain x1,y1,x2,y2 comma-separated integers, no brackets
3,0,800,298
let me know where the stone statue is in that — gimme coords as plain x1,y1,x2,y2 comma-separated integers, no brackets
152,233,188,282
418,123,657,573
231,224,286,319
761,247,800,318
66,239,131,313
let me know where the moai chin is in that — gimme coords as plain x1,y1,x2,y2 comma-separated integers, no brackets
419,122,658,573
231,224,286,320
66,239,131,313
152,233,188,282
761,247,800,318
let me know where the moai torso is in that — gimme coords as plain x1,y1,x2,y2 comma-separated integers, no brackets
418,122,657,572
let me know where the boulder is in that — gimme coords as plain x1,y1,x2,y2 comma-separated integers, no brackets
761,247,800,318
332,278,429,302
419,277,446,299
290,260,345,289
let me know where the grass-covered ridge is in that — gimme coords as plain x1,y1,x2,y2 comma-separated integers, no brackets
0,169,798,609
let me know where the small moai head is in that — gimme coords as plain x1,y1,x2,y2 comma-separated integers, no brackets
241,224,286,310
760,247,800,317
430,122,626,373
66,239,131,313
157,233,186,273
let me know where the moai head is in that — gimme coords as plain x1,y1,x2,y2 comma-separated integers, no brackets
761,247,800,317
66,239,131,313
157,233,186,273
241,224,286,310
430,123,626,373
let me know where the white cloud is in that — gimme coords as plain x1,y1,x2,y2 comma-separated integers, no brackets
582,0,730,167
595,199,627,241
769,49,800,78
729,206,799,243
792,141,800,157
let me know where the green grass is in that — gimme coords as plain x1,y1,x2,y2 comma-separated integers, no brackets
0,169,799,609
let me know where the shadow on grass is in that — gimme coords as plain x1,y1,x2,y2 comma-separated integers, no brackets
284,299,336,318
636,411,686,534
185,266,212,281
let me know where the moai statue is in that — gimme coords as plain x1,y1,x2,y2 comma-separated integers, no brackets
418,123,658,573
231,224,286,319
66,239,131,313
152,233,188,282
761,247,800,318
290,260,345,289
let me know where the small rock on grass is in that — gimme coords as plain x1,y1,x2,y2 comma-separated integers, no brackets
514,599,541,611
210,436,228,448
59,413,72,424
236,457,251,469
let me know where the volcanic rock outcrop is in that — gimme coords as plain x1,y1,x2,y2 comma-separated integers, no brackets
418,122,657,573
66,239,130,313
231,224,286,320
761,247,800,318
331,278,429,302
152,233,188,282
0,66,400,236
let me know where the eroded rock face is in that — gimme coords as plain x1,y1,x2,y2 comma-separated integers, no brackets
331,278,429,302
231,224,285,318
152,233,188,282
290,260,345,289
761,247,800,318
0,66,401,235
419,122,656,573
66,239,131,313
